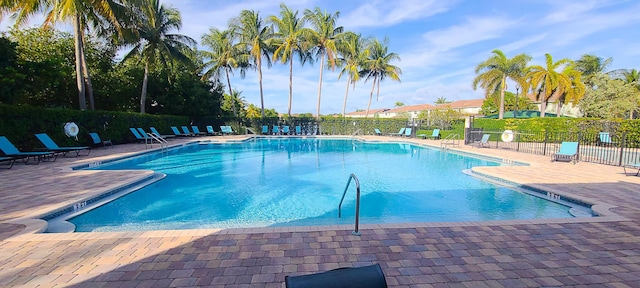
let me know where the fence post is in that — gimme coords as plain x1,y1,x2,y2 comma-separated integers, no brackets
618,132,626,166
543,130,548,156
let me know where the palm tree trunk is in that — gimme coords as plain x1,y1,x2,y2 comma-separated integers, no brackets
376,76,381,101
140,61,149,113
540,99,547,118
73,14,87,110
342,74,351,117
225,67,236,117
556,97,563,117
316,53,325,119
258,59,265,118
80,42,95,110
499,75,506,119
288,52,293,117
365,77,377,118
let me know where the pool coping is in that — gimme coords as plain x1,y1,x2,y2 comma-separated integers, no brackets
5,135,630,240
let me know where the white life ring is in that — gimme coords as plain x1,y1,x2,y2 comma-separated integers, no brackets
64,122,79,137
501,130,514,142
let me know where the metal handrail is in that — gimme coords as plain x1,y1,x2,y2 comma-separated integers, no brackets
338,173,362,236
441,133,460,148
147,133,168,150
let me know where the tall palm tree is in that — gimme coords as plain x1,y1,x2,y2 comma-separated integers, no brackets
0,0,137,110
337,32,369,117
620,69,640,89
230,10,272,118
555,65,586,116
473,49,531,119
303,7,343,119
574,54,612,87
527,53,583,117
361,37,401,118
268,3,311,117
122,0,195,113
200,27,246,117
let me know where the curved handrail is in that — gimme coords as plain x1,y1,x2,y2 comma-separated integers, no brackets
338,173,362,236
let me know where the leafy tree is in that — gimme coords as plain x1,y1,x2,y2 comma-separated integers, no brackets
574,54,612,86
222,89,247,117
527,53,584,117
200,28,246,117
579,74,640,119
337,32,369,117
0,36,26,104
269,3,311,117
361,37,401,118
122,0,196,113
0,0,136,110
303,7,343,119
231,10,273,118
616,69,640,91
473,49,531,119
246,103,277,118
480,91,536,116
419,108,462,130
394,101,405,107
434,97,450,105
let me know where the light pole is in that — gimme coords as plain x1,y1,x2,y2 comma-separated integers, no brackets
515,86,519,118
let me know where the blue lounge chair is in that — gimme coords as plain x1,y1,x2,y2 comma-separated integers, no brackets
474,134,491,148
226,126,235,135
430,129,441,139
206,126,219,136
191,126,206,136
262,125,269,134
374,128,383,136
623,163,640,176
597,132,615,146
283,126,290,135
295,126,302,135
89,132,112,147
0,156,15,169
149,127,175,139
220,126,234,135
404,128,412,137
389,128,405,137
180,126,196,136
35,133,90,156
0,136,56,164
130,128,150,143
273,125,280,135
552,142,579,164
171,126,189,137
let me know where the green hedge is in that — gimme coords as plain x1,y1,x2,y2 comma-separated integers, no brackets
320,118,408,135
0,104,188,150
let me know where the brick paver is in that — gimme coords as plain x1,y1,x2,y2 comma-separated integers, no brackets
1,135,640,287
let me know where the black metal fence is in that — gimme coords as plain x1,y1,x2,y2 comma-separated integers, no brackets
466,129,640,166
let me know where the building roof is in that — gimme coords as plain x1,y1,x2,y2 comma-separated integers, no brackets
345,108,388,116
384,103,436,114
435,99,484,109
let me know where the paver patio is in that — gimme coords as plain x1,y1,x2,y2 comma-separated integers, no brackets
1,135,640,287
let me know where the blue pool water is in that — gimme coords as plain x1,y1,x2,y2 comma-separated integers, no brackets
70,138,574,231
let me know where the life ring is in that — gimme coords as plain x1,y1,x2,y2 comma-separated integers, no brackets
501,130,514,142
64,122,79,137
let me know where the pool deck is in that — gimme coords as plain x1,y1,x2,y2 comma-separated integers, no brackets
1,135,640,287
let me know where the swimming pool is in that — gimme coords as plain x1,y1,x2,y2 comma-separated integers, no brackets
62,138,583,232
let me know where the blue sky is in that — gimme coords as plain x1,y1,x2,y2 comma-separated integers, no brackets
4,0,640,115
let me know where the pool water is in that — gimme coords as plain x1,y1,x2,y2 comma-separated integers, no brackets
70,138,573,231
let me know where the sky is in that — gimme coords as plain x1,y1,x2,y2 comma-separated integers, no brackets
2,0,640,115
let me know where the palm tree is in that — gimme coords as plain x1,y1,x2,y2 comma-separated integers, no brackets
575,54,612,86
122,0,195,113
200,27,246,117
361,37,402,118
434,97,450,105
620,69,640,89
268,3,311,117
337,32,369,117
303,7,343,119
230,10,272,118
555,65,586,116
473,49,531,119
0,0,136,110
527,53,584,117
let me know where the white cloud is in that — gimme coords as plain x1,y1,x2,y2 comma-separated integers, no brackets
340,0,455,28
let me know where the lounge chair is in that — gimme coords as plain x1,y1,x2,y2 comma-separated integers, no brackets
206,126,220,136
220,126,235,135
623,163,640,176
282,126,290,135
552,142,579,164
0,136,56,164
89,132,112,147
171,126,190,137
0,156,16,169
474,134,491,148
150,127,175,139
295,126,302,135
34,133,90,156
597,132,615,146
273,125,280,135
374,128,383,136
429,129,441,139
130,128,150,143
226,126,235,134
389,128,405,137
262,126,269,134
191,126,206,136
180,126,196,137
285,263,387,288
404,128,412,137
